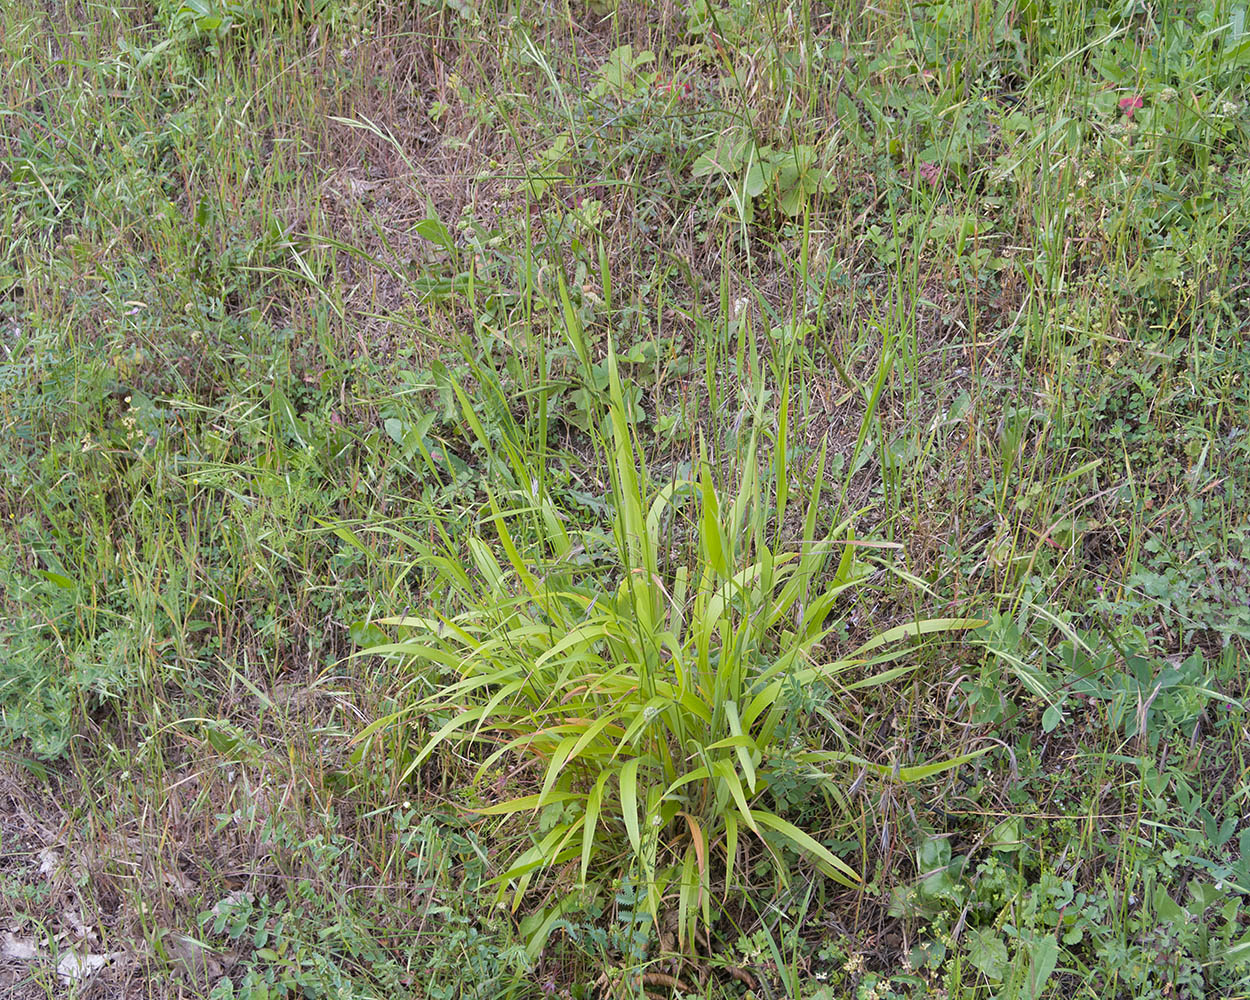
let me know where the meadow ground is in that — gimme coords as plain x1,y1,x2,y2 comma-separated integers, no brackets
1,1,1249,997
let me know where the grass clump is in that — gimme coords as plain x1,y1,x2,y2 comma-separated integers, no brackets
361,344,985,950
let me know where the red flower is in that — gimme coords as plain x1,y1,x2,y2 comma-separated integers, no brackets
1118,94,1144,118
657,79,692,99
918,161,942,187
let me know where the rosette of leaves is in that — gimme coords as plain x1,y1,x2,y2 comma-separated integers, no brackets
692,134,833,221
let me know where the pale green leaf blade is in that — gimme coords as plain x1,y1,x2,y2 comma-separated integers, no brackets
620,758,642,854
748,808,860,886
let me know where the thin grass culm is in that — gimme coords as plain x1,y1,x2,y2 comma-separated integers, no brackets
359,338,984,952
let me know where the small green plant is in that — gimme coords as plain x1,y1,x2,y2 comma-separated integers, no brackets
359,334,983,948
691,133,834,224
